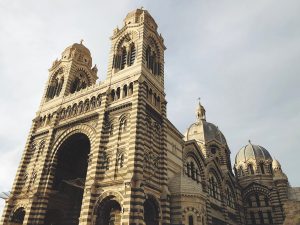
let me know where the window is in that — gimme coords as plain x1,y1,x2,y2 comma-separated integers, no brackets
113,41,136,71
225,185,235,208
250,211,256,224
117,154,124,168
259,211,264,224
70,72,88,94
121,47,127,69
188,215,194,225
145,45,160,75
208,173,221,200
248,164,254,175
260,163,265,174
185,159,200,183
267,211,273,224
128,44,136,66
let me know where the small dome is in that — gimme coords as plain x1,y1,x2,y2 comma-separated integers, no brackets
272,159,281,170
184,101,227,145
63,42,91,56
61,41,92,67
235,141,272,165
169,173,202,195
185,121,227,145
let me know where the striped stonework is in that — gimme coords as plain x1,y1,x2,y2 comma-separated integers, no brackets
2,8,292,225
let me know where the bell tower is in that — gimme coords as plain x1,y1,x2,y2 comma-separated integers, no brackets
42,41,98,104
106,8,166,90
1,8,170,225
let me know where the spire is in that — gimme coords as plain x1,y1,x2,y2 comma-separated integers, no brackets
196,98,206,122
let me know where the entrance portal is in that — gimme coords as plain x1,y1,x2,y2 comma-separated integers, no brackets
44,133,90,225
10,207,25,224
144,198,159,225
95,196,122,225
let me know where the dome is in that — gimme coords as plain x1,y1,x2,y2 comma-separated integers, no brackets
235,141,272,165
185,121,227,145
60,41,92,67
63,41,91,56
168,173,202,195
184,101,227,145
272,159,281,170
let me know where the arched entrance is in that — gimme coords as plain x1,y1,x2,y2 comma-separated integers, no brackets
45,133,90,225
10,207,25,224
95,196,122,225
144,198,159,225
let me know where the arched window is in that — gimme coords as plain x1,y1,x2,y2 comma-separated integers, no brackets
185,158,201,183
121,47,127,69
208,172,221,200
269,164,273,174
190,162,195,179
188,215,194,225
111,89,116,101
157,96,160,109
259,211,264,224
56,77,64,96
149,89,153,103
128,83,133,96
260,163,265,174
154,93,157,106
117,153,124,169
128,44,136,66
70,71,89,94
145,44,161,76
109,123,114,136
239,166,244,176
248,164,254,175
116,87,121,100
250,211,256,224
267,211,273,224
123,85,128,97
225,185,236,208
11,207,25,224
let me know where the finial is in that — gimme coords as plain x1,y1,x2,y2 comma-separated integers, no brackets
80,39,84,44
248,140,251,144
141,6,144,10
196,97,206,122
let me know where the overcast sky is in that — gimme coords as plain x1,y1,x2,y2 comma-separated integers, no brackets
0,0,299,214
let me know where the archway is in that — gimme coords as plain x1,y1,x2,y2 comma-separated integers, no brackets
45,133,91,225
95,196,122,225
10,207,25,224
144,198,159,225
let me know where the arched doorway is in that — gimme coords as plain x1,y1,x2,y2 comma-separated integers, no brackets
144,197,159,225
45,133,90,225
10,207,25,224
95,196,122,225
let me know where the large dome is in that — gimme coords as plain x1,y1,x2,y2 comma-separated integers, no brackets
235,141,272,165
185,120,227,145
184,102,227,145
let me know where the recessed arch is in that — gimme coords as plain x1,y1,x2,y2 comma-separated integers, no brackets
144,194,161,225
45,132,91,225
10,207,26,224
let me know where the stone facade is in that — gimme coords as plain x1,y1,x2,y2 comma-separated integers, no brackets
1,8,297,225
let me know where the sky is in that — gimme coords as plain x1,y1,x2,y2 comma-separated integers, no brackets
0,0,299,214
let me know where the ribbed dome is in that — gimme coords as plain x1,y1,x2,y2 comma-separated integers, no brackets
185,121,227,145
184,101,227,145
169,173,202,195
272,159,282,170
63,42,91,56
235,142,272,164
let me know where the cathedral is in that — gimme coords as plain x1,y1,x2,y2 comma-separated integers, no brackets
1,8,300,225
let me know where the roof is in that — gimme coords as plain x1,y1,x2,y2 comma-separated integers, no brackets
235,142,272,164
